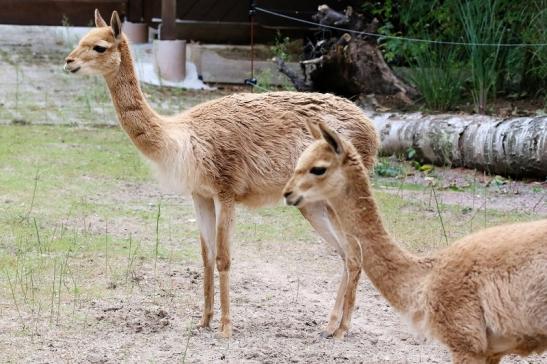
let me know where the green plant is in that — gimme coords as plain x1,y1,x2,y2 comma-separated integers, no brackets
375,159,404,177
406,44,465,111
458,0,505,114
271,32,291,62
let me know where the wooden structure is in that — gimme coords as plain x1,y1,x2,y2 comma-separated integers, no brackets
0,0,358,44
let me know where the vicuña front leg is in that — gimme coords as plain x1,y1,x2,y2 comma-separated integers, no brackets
333,236,362,339
192,194,216,328
215,196,235,338
300,201,352,338
322,267,347,337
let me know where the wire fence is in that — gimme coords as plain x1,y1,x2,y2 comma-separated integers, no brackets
255,6,547,48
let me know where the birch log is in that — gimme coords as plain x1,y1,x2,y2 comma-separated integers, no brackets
370,112,547,178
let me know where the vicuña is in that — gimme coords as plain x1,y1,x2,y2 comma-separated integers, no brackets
283,121,547,363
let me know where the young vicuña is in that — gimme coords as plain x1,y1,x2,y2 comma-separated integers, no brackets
283,121,547,363
63,10,379,337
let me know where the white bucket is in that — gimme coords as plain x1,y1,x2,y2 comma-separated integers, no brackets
153,39,187,82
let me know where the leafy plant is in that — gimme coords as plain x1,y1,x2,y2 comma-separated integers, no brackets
375,160,404,177
458,0,505,114
271,32,292,62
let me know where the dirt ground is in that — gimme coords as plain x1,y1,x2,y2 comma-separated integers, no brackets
0,25,546,364
1,185,544,364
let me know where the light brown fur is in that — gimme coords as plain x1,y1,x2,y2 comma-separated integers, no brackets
64,10,379,337
283,121,547,363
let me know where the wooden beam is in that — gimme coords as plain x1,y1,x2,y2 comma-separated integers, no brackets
160,0,176,40
0,0,126,26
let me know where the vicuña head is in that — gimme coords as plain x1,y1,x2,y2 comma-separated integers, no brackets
284,119,364,208
64,10,123,76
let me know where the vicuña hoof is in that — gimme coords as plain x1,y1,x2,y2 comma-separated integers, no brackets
320,330,334,339
218,320,232,338
197,315,212,329
333,327,347,340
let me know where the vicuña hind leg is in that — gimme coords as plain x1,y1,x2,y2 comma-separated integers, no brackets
300,201,360,338
192,194,216,328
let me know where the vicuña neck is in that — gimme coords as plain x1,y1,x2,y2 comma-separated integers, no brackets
104,39,166,160
330,156,430,312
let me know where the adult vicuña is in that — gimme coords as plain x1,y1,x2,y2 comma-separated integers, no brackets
283,121,547,363
64,10,379,337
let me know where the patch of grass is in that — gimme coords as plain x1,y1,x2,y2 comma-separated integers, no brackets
375,189,537,251
0,124,201,334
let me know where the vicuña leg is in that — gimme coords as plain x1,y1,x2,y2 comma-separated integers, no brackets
192,194,216,328
214,195,235,338
333,235,362,339
300,201,359,338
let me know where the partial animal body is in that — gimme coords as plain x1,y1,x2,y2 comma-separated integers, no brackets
283,121,547,363
64,10,379,338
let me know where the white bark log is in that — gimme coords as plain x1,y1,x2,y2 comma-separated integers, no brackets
368,112,547,178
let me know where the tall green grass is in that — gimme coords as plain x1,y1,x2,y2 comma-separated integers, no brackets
406,44,465,111
458,0,505,114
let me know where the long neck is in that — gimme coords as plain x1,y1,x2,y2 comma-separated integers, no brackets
329,156,431,312
104,38,167,160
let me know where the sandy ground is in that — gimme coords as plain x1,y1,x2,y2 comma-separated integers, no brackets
1,189,545,364
0,228,543,364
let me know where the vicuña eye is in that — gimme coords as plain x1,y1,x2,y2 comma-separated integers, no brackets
310,166,327,175
93,45,107,53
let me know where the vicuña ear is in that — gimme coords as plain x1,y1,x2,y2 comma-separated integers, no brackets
305,120,322,140
318,121,344,155
110,11,122,39
95,9,107,27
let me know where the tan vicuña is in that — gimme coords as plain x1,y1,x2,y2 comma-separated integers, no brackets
283,121,547,363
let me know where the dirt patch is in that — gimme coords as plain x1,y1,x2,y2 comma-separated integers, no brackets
376,165,546,215
2,232,546,363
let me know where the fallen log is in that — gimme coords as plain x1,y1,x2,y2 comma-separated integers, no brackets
370,112,547,178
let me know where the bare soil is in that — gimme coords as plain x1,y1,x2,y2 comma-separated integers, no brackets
1,184,545,364
378,165,546,215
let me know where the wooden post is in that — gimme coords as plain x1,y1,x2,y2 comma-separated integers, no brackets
161,0,176,40
127,0,144,22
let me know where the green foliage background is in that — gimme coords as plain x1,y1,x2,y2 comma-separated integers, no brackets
361,0,546,112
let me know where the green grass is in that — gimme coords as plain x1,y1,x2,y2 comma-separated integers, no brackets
375,190,537,251
0,125,198,332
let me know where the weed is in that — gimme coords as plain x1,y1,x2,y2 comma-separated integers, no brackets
154,200,162,283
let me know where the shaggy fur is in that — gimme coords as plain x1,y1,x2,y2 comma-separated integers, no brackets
64,10,379,337
283,121,547,363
